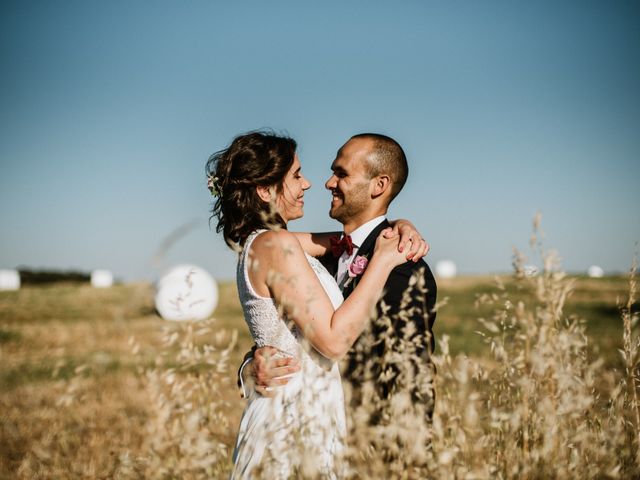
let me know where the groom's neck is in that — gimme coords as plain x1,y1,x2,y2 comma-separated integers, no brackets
343,208,387,235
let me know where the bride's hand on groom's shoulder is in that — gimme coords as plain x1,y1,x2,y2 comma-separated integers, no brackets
374,229,410,270
252,346,300,397
387,219,430,262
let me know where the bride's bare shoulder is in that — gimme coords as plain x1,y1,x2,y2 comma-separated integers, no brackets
250,229,303,259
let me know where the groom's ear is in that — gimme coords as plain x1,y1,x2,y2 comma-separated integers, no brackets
371,174,391,198
256,185,273,203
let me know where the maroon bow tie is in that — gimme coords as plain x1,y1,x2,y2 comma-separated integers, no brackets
330,234,354,258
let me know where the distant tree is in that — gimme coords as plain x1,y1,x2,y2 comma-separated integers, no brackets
17,268,90,285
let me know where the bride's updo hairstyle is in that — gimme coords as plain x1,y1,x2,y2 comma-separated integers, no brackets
206,131,297,248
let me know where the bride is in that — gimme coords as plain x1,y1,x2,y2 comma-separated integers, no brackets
207,131,408,478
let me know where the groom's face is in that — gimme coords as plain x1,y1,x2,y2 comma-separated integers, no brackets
325,138,373,224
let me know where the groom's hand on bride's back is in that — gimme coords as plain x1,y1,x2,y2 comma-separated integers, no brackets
252,346,301,397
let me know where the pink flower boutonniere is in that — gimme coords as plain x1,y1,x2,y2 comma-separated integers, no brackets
343,254,369,288
348,255,369,278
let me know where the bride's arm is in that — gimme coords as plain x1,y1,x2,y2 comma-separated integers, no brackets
251,229,404,360
291,219,429,261
291,231,338,257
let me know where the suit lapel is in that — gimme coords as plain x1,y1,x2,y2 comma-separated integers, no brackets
319,252,339,278
342,219,391,298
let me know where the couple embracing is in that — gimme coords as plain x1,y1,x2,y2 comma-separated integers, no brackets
206,131,437,478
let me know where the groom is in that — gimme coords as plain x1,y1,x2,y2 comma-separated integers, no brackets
250,133,437,411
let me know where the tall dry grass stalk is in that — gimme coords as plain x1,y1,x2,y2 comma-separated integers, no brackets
619,255,640,466
138,320,238,479
136,216,639,479
344,271,436,478
343,215,639,478
129,225,637,479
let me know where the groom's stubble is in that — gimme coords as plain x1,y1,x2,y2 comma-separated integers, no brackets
328,179,371,227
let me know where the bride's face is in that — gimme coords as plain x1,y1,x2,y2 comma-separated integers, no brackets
277,154,311,222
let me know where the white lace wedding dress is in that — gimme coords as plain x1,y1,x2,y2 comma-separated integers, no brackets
230,230,347,479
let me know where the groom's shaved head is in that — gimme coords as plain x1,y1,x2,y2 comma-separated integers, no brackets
351,133,408,201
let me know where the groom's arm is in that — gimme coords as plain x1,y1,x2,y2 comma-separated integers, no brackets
292,220,429,260
388,261,437,355
236,347,257,398
292,232,339,257
237,346,301,398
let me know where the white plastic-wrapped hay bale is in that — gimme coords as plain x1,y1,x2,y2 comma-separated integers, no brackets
0,269,20,290
587,265,604,278
155,264,218,321
435,260,457,279
91,269,114,288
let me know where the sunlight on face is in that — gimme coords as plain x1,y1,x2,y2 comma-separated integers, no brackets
277,154,311,223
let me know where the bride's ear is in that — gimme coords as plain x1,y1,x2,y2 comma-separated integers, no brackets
256,185,273,203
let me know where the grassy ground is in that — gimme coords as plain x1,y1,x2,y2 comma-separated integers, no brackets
438,275,629,367
0,275,632,478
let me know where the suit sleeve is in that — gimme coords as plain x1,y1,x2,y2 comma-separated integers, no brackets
236,345,257,396
379,259,437,357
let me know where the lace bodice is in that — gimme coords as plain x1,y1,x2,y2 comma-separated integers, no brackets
236,230,343,357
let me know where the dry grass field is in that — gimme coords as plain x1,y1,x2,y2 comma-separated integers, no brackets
0,267,637,478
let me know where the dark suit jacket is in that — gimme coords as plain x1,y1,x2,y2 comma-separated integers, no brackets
319,219,438,399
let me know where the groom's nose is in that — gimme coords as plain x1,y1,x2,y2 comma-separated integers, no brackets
325,174,337,190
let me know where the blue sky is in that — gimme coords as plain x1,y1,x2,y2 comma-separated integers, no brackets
1,1,639,281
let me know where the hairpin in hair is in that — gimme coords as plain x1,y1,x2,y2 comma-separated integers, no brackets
207,174,223,197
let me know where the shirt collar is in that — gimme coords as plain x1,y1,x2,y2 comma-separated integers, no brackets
348,215,386,248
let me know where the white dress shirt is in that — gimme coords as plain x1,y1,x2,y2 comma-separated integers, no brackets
335,215,387,289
